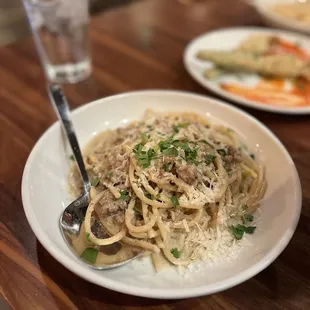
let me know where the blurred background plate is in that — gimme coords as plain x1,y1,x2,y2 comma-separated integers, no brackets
184,27,310,114
253,0,310,35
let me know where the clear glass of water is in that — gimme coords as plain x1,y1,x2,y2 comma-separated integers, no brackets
23,0,91,84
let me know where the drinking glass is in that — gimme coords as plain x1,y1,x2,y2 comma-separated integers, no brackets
23,0,91,83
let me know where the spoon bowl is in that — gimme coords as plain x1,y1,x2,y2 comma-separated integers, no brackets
48,84,142,270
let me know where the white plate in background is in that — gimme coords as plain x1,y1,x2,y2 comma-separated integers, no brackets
22,91,301,299
184,27,310,114
253,0,310,35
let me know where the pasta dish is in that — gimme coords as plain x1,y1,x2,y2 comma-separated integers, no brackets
69,110,267,270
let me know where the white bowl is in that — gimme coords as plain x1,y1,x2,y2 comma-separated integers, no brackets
22,91,301,299
253,0,310,35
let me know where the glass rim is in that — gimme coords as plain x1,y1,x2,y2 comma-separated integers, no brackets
26,0,61,8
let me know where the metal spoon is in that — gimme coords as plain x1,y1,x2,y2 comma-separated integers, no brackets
48,84,141,270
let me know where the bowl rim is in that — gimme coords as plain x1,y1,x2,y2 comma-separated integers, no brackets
21,90,302,299
183,26,310,115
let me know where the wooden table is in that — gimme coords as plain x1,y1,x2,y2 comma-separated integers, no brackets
1,0,310,309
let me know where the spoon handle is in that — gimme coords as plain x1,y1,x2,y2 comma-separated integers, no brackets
48,84,90,193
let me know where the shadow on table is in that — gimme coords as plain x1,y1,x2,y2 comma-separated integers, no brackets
36,242,176,308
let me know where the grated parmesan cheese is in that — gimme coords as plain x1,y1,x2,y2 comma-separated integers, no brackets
179,207,261,277
184,199,242,267
185,225,240,264
182,219,190,233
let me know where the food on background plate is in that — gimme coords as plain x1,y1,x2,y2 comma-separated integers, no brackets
198,50,307,79
196,35,310,107
68,110,266,271
222,77,310,107
238,35,274,54
272,3,310,27
197,35,310,80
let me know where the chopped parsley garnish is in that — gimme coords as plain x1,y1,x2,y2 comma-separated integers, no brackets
170,195,179,208
69,154,75,161
81,248,98,264
119,190,129,201
90,177,100,187
205,154,216,165
172,143,186,155
243,214,254,224
137,154,150,167
170,248,181,258
172,125,179,134
244,226,256,233
201,140,212,147
159,136,175,152
159,137,198,164
250,153,255,160
156,194,161,199
133,143,157,168
246,214,254,222
232,224,256,240
173,141,198,164
173,140,190,151
232,225,244,240
185,148,198,165
173,122,190,133
162,147,178,157
227,128,233,132
107,171,113,177
217,149,227,157
147,148,156,158
133,143,143,154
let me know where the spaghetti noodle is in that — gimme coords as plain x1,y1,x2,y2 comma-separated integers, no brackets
69,110,266,269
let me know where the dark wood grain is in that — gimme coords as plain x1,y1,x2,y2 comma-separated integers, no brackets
1,0,310,309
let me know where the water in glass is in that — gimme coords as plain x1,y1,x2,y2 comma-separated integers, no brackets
24,0,91,83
